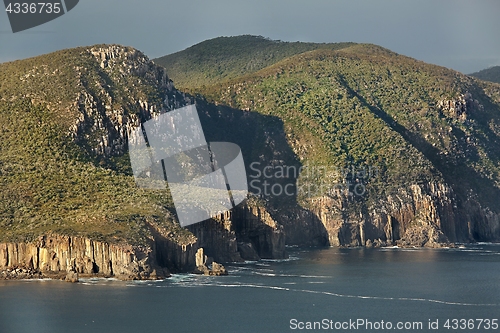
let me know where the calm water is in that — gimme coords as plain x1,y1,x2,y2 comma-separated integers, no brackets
1,244,500,333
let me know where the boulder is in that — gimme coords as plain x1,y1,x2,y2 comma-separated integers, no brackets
65,271,79,283
209,262,228,276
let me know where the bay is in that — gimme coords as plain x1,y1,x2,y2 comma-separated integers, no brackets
1,244,499,332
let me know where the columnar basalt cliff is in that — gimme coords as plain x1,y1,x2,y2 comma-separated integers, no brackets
0,201,287,280
282,181,500,248
187,201,288,262
231,202,288,259
303,182,456,247
0,234,195,280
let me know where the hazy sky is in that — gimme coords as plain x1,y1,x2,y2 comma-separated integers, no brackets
0,0,499,74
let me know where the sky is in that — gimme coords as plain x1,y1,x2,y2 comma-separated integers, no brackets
0,0,499,74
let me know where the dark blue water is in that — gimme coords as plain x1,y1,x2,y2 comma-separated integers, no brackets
1,244,500,333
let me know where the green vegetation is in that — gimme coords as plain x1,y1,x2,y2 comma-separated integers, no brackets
157,37,500,213
2,36,500,246
154,35,354,90
470,66,500,84
0,47,193,245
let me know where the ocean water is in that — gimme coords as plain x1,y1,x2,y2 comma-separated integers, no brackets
1,244,500,333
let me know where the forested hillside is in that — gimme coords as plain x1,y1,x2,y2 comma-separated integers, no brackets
156,36,500,246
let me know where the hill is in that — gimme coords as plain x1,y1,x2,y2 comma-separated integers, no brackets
0,46,187,245
153,35,354,90
156,37,500,246
0,45,286,279
470,66,500,84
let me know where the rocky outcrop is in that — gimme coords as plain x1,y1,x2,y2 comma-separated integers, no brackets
187,218,242,264
70,45,193,158
193,248,228,276
396,224,449,248
273,205,330,247
230,203,288,260
65,271,79,283
236,242,260,261
437,92,483,121
187,201,288,262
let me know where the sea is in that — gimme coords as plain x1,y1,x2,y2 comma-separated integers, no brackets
1,244,500,333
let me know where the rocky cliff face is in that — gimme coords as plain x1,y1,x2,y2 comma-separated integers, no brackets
0,200,287,280
283,181,500,248
0,234,195,280
70,45,194,158
231,203,288,259
187,201,287,262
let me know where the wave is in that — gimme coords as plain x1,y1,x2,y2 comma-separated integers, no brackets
252,271,331,279
255,263,270,267
19,278,52,282
177,282,498,307
261,256,300,262
378,246,500,255
74,272,497,308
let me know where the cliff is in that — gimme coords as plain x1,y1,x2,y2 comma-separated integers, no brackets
278,180,500,248
0,234,191,280
0,199,287,280
169,37,500,249
0,235,158,280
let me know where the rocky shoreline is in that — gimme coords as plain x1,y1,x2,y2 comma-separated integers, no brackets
0,240,464,283
0,201,287,282
0,268,100,282
0,260,228,282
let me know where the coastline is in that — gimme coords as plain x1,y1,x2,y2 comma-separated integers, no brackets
3,241,495,283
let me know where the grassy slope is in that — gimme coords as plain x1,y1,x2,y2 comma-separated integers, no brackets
153,35,354,90
0,48,192,244
470,66,500,84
